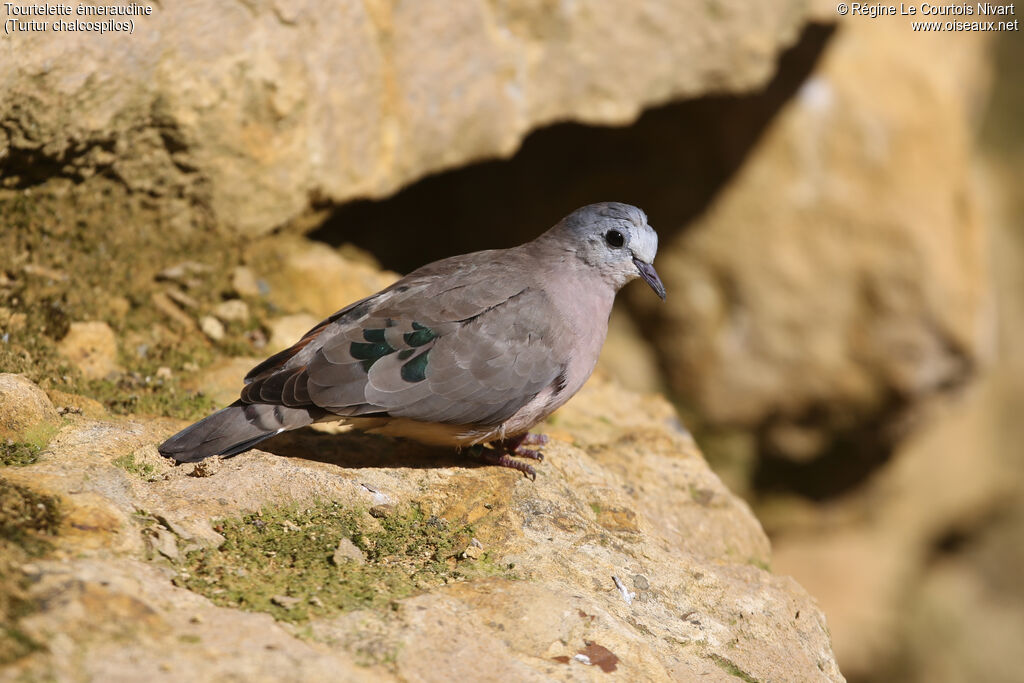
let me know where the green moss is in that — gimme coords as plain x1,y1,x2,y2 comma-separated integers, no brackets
0,180,262,421
174,502,513,623
747,557,771,572
709,654,761,683
112,453,159,481
0,478,63,665
1,423,59,468
0,443,41,468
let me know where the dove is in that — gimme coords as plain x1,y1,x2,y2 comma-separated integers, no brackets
158,202,665,478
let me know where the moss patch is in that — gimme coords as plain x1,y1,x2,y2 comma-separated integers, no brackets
113,453,160,481
0,442,41,467
0,478,63,665
174,501,513,623
0,179,262,421
709,654,762,683
1,423,59,468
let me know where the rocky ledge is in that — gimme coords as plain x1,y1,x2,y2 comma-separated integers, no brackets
0,371,841,681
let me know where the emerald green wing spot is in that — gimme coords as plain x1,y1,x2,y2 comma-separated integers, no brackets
397,349,414,360
403,324,436,347
362,328,386,343
350,341,395,372
400,351,429,383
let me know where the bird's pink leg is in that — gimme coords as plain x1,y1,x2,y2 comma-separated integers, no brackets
500,433,548,461
472,433,550,480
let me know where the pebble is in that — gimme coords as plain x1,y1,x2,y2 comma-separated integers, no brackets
231,266,261,298
200,315,225,342
331,537,366,565
270,595,301,608
56,321,121,380
212,299,249,323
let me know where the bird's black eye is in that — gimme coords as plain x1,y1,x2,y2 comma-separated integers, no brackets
604,229,625,248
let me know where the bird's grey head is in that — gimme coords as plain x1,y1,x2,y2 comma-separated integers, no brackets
548,202,665,300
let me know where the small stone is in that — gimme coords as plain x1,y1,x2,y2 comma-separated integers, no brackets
165,288,200,310
200,316,225,342
332,537,366,565
212,299,250,323
268,314,318,353
231,266,261,298
633,575,650,590
189,460,218,478
461,543,483,560
107,295,131,319
157,261,211,285
270,595,301,608
156,366,173,380
56,321,121,380
0,374,59,440
153,528,179,561
22,264,68,281
151,292,197,331
369,504,396,519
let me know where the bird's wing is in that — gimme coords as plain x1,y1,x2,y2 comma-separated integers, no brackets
240,252,570,428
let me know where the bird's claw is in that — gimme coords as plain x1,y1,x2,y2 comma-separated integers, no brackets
473,432,548,479
473,449,537,480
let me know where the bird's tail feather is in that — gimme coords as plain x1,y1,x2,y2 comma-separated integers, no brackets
158,401,320,463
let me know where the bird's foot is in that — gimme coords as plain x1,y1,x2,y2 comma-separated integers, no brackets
474,450,537,481
471,433,550,480
500,433,548,460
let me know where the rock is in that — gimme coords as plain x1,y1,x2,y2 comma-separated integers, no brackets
596,308,664,394
151,527,180,561
267,314,320,354
0,374,59,441
150,292,198,332
165,288,200,311
188,459,220,479
56,321,122,381
1,0,808,238
331,537,365,566
156,262,212,285
0,377,841,681
634,23,990,432
199,315,226,342
212,300,250,324
45,389,107,420
249,237,398,319
270,595,302,609
691,20,995,679
230,267,262,299
182,356,261,409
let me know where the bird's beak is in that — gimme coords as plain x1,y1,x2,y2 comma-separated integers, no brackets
633,257,666,301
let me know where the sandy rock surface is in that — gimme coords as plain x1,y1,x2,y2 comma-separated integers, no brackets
1,376,841,682
2,0,808,237
635,21,990,431
0,373,59,441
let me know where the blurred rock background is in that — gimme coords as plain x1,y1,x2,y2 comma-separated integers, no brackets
2,1,1022,680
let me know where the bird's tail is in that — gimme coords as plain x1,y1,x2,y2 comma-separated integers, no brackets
158,401,320,463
